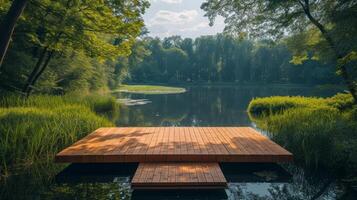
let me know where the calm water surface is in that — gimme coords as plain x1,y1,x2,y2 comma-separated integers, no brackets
115,85,342,126
1,85,352,200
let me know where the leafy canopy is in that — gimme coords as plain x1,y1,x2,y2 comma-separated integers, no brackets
201,0,357,73
16,0,150,60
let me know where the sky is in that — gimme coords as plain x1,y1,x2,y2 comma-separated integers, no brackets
144,0,225,39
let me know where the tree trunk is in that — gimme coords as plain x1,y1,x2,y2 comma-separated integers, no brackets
25,51,55,97
339,64,357,103
22,47,48,94
0,0,28,69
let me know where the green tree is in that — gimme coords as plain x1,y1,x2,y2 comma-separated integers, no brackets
164,47,188,82
125,34,340,85
201,0,357,103
0,0,149,96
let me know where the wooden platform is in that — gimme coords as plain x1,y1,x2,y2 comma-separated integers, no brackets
131,163,227,189
56,127,293,189
55,127,293,163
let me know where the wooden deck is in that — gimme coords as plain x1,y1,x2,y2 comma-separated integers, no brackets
56,127,293,189
131,163,227,189
55,127,293,163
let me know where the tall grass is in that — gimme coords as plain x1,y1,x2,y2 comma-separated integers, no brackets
248,93,357,178
0,94,119,114
247,93,354,116
0,95,117,176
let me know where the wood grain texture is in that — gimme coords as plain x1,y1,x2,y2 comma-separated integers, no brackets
131,163,227,189
55,127,293,163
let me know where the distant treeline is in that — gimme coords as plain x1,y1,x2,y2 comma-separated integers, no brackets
117,35,341,85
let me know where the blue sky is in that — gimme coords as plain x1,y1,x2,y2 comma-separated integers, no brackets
144,0,225,38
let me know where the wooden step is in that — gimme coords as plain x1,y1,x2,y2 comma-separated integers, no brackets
131,163,227,189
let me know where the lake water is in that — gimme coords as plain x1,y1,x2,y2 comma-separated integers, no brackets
114,85,342,127
1,85,352,199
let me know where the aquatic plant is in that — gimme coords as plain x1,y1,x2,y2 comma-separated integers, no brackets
248,93,357,178
0,94,119,114
0,95,116,176
248,93,353,116
247,96,327,116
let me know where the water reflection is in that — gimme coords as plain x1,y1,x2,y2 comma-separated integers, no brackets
0,163,343,200
114,85,342,126
117,98,152,106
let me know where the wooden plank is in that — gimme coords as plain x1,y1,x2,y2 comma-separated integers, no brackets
192,127,207,155
167,126,175,155
55,127,293,163
197,127,216,155
131,163,227,189
207,127,229,155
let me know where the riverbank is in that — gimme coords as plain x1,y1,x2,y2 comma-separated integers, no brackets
115,84,186,94
0,95,118,177
248,93,357,186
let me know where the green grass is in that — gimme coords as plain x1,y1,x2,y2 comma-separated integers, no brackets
0,95,117,176
248,93,354,116
247,93,357,179
0,94,119,114
116,84,186,94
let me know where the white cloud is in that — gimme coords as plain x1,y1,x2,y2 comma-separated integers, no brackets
179,22,209,32
143,0,225,38
160,0,182,4
149,0,182,4
149,10,198,26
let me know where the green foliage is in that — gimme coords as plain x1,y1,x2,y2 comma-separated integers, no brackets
21,0,148,58
248,93,357,177
248,93,354,116
125,34,340,85
265,108,356,173
0,0,149,94
201,0,357,101
0,94,119,114
0,95,117,174
326,93,355,110
247,96,327,116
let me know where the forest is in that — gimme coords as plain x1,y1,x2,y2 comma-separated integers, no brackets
120,35,341,85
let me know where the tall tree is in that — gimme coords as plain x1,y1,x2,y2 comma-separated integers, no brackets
201,0,357,103
18,0,149,96
0,0,28,68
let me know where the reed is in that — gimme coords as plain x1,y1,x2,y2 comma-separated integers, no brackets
248,93,354,116
0,95,117,176
248,93,357,177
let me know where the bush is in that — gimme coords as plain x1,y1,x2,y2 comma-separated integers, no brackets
0,95,116,175
248,93,357,177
